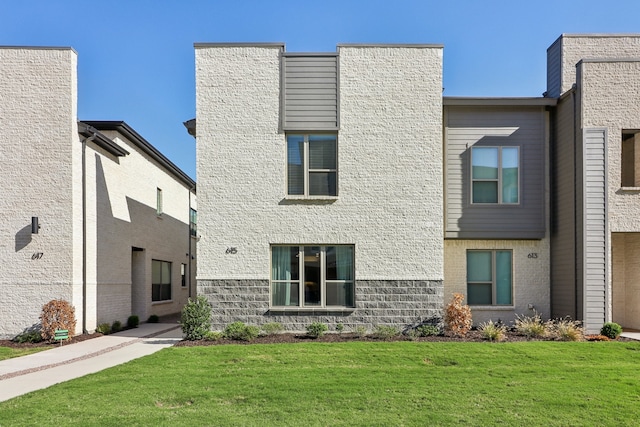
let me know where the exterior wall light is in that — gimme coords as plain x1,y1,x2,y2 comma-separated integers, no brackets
31,217,40,234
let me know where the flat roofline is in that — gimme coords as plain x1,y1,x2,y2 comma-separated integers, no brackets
194,42,285,48
443,97,557,106
338,43,443,48
578,58,640,64
82,121,195,190
0,45,77,54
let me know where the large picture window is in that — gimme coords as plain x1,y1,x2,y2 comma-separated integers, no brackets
287,134,337,196
271,245,354,307
152,260,172,301
471,146,519,204
467,250,512,305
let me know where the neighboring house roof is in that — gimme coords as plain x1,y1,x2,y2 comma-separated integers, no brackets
78,122,129,157
80,120,196,190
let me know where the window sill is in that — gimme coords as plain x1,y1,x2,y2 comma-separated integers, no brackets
280,196,338,205
469,305,514,311
284,195,338,201
268,307,355,314
151,300,173,306
619,186,640,192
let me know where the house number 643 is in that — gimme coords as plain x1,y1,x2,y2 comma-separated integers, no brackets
528,253,538,259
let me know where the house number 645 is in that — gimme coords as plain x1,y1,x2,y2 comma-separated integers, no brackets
528,253,538,259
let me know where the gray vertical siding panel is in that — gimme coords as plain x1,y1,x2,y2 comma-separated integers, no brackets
444,106,546,239
551,96,578,318
547,38,563,98
282,55,338,130
582,128,607,333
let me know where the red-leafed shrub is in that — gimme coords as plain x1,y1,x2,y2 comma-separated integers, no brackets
444,293,472,338
40,299,76,341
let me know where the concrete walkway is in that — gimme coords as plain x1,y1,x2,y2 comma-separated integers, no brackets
0,323,183,402
621,331,640,341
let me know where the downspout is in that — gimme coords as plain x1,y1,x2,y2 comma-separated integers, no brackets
188,186,193,298
81,133,96,334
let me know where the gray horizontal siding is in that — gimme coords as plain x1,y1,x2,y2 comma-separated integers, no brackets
444,106,547,239
582,127,608,333
282,55,338,130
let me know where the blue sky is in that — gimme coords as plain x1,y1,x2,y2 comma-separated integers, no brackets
2,0,640,179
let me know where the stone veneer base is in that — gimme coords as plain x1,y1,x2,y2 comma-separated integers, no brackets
198,279,444,332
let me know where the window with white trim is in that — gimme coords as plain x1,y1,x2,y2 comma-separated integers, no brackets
152,259,171,301
271,245,354,307
467,250,512,305
471,147,519,204
287,134,337,196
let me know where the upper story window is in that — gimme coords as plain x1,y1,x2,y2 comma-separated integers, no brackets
189,208,197,237
156,188,163,215
287,134,337,196
271,245,354,308
622,131,640,187
471,146,519,204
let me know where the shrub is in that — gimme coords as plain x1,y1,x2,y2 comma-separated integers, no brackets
13,330,43,343
111,320,122,333
373,325,400,340
404,328,420,341
40,299,76,341
181,296,212,341
306,322,328,338
479,320,506,342
147,314,159,323
261,322,284,336
336,323,345,334
127,315,140,329
600,322,622,339
549,318,583,341
515,312,548,338
416,324,440,337
224,321,260,341
95,323,111,335
204,331,223,341
354,326,368,338
443,293,472,338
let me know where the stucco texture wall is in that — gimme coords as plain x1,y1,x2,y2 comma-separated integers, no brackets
0,47,78,338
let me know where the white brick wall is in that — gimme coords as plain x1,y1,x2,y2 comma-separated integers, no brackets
555,35,640,96
86,130,195,325
444,239,550,325
195,44,444,283
0,47,78,338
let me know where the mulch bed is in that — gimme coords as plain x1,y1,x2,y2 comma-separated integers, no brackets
0,333,103,349
2,330,633,349
174,330,635,347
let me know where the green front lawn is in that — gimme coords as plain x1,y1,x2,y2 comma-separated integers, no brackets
0,346,51,361
2,341,640,426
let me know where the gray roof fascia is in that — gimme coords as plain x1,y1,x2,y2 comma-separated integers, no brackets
0,45,78,54
337,43,444,48
281,52,338,57
578,58,640,64
82,121,195,189
194,42,285,48
78,122,129,157
443,97,557,107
